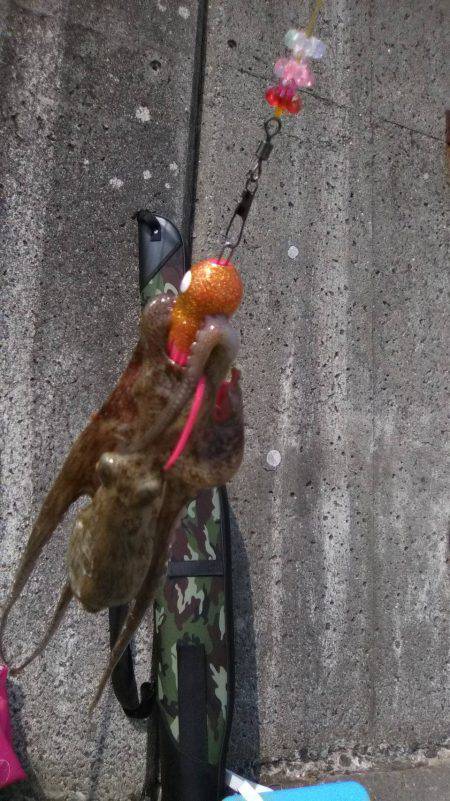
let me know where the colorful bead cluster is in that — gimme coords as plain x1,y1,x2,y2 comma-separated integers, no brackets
265,27,326,117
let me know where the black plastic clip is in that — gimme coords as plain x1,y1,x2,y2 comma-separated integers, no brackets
132,209,161,241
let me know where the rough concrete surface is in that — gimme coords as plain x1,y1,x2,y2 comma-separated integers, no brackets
193,0,448,774
358,765,450,801
0,0,448,799
0,1,200,799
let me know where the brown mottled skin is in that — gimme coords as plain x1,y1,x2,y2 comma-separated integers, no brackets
0,294,244,711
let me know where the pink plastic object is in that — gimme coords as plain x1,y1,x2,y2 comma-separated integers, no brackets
274,57,315,88
0,666,26,788
167,340,189,367
164,375,207,471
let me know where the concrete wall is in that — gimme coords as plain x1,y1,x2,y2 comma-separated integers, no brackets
0,1,201,799
195,0,449,776
0,0,448,798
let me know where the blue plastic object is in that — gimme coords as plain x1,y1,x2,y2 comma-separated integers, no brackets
224,780,370,801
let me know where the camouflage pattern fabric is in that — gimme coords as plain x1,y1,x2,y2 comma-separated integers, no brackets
142,268,231,767
141,265,181,305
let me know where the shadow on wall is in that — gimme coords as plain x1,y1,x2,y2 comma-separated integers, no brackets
228,505,261,780
87,688,117,801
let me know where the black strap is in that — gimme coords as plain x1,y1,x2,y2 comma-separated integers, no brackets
159,714,218,801
109,605,156,719
177,643,208,762
167,559,224,578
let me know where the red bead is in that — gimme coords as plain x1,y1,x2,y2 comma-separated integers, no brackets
286,95,302,114
265,81,302,115
265,86,278,107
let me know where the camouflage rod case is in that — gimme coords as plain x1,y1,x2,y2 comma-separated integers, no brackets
110,212,235,801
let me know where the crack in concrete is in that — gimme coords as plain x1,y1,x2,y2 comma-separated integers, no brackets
237,69,444,144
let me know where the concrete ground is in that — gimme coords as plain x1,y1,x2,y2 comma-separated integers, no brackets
1,0,448,799
353,765,450,800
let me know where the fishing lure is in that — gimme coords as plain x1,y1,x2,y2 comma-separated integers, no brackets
0,263,244,712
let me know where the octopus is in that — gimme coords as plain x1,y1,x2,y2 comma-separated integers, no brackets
0,259,244,712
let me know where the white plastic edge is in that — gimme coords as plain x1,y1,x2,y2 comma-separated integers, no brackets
226,769,273,799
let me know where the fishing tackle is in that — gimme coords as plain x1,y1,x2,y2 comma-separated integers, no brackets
1,0,327,769
0,267,244,712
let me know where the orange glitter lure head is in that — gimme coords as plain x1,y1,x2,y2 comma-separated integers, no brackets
168,258,243,364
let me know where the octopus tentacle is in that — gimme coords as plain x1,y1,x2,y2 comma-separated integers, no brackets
139,316,240,452
0,428,103,664
9,584,73,675
139,293,175,358
0,295,174,666
89,482,185,714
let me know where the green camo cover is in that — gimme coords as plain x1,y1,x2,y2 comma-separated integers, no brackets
142,267,231,766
